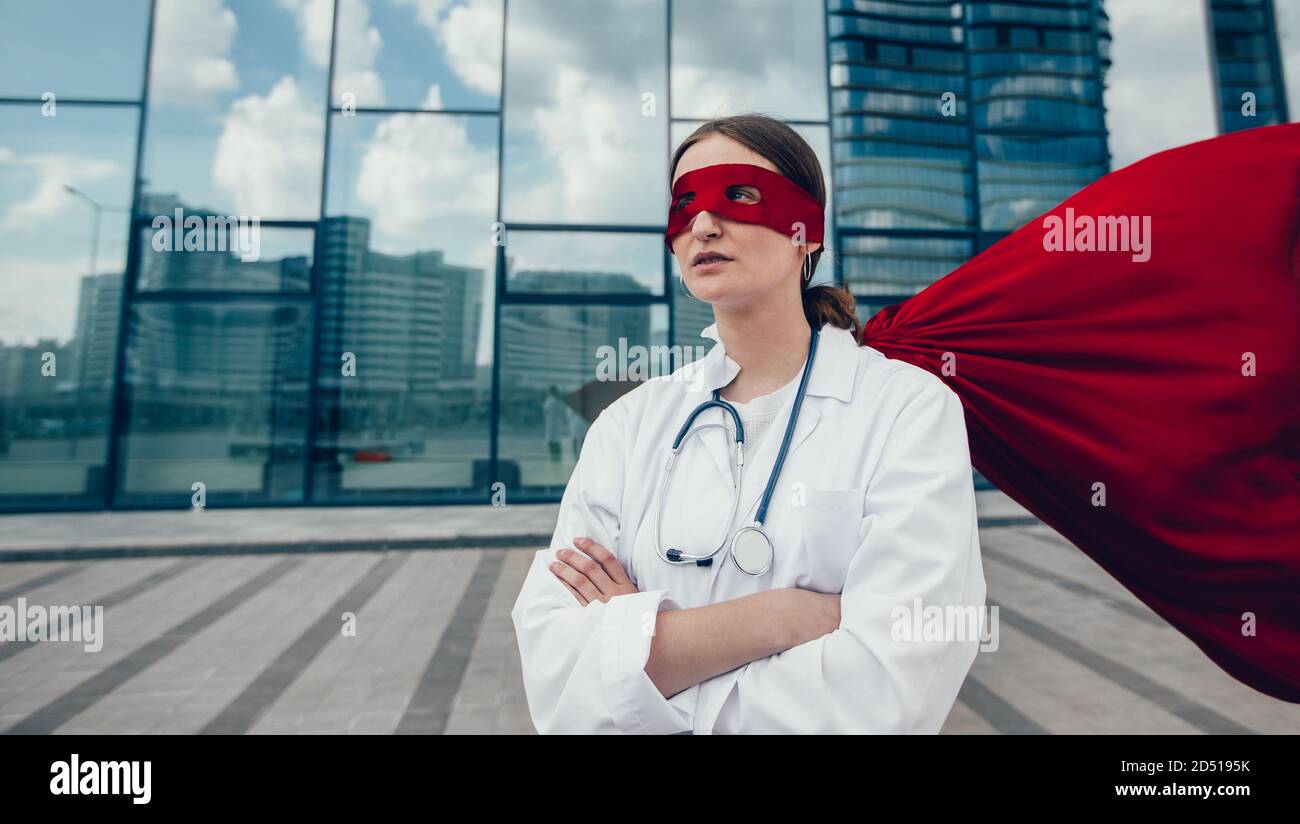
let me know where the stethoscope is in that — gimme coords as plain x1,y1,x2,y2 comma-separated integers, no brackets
654,325,819,576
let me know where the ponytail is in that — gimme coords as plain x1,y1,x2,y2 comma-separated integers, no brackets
802,277,860,339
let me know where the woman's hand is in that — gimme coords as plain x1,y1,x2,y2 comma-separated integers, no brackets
549,537,638,605
776,588,841,647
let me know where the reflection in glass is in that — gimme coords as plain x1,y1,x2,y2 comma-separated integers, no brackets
672,0,827,121
0,104,138,507
327,112,498,259
505,232,662,295
0,0,150,100
332,0,503,110
311,217,489,498
318,111,497,498
499,304,667,490
138,217,312,292
502,0,667,225
141,0,327,220
119,301,312,504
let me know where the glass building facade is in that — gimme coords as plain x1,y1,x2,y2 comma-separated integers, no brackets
829,0,1112,320
1205,0,1290,131
0,0,1292,512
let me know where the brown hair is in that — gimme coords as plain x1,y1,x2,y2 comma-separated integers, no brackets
669,112,860,338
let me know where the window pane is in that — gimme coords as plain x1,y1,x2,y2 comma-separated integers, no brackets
500,303,668,491
138,223,312,291
0,0,151,100
118,301,312,505
310,215,491,500
317,111,496,499
502,0,667,225
326,111,498,260
0,104,138,508
332,0,502,110
140,0,327,221
505,231,663,295
310,266,491,496
672,0,827,121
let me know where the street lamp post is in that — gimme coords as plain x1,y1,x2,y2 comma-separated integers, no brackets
63,184,122,276
62,185,129,463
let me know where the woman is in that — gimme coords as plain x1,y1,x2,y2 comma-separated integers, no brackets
511,114,986,734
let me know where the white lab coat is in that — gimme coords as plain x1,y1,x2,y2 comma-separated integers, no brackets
511,321,986,734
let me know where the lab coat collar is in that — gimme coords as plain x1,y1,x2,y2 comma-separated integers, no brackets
696,320,860,403
687,321,863,535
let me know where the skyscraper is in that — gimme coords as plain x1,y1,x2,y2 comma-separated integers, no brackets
1204,0,1291,131
828,0,1111,317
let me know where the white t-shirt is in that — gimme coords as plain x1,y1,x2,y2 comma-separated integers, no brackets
720,371,802,477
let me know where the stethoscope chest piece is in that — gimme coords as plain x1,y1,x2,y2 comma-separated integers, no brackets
654,324,819,576
729,524,774,576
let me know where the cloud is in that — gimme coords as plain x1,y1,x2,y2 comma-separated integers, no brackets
435,0,502,96
670,0,825,121
281,0,386,106
395,0,453,30
0,151,119,232
394,0,501,96
512,64,664,223
277,0,333,65
0,256,90,345
211,77,323,217
352,103,497,266
1104,0,1218,169
499,0,666,224
150,0,240,106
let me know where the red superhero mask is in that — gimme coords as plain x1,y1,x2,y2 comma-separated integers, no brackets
664,163,824,251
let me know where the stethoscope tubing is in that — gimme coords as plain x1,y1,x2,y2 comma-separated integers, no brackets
654,325,820,569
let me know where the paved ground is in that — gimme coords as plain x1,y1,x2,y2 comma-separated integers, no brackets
0,494,1296,734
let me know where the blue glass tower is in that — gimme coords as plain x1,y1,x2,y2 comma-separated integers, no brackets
827,0,1111,317
1204,0,1291,132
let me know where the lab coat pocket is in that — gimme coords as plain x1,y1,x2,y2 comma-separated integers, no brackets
796,486,866,594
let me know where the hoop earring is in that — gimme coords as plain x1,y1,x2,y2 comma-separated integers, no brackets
679,273,697,301
801,254,813,283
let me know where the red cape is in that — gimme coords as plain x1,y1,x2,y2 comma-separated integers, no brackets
861,122,1300,703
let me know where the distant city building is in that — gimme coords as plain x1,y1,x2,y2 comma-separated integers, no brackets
73,273,122,392
317,216,482,394
827,0,1111,312
1205,0,1290,131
